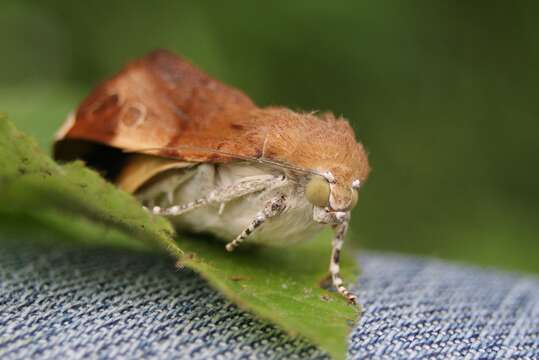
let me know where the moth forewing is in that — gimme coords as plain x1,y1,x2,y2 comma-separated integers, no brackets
53,49,370,306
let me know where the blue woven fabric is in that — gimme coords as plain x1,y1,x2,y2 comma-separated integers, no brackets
0,238,538,359
350,254,539,359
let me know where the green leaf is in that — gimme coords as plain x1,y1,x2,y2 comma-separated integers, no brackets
179,233,360,359
0,116,182,258
0,116,360,359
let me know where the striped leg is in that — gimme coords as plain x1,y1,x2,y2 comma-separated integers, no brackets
330,218,358,305
225,195,287,252
150,175,285,216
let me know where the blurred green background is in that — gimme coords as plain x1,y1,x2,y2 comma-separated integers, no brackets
1,1,537,273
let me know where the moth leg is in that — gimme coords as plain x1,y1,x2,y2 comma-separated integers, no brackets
225,195,287,252
330,217,358,305
151,175,285,216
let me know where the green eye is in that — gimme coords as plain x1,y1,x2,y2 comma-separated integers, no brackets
305,176,330,207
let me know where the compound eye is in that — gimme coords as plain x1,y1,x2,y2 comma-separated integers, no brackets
305,176,330,207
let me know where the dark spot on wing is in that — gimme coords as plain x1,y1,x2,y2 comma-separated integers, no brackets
230,123,244,130
92,94,119,117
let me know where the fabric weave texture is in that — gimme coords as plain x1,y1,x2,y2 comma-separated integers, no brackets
0,239,538,360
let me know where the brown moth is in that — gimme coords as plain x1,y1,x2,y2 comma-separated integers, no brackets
54,50,370,305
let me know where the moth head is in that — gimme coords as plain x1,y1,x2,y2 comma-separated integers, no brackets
305,172,360,214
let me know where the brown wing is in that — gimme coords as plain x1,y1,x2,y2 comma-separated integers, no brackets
54,49,370,192
53,49,259,174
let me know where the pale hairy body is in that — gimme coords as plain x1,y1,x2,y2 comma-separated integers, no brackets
136,162,324,246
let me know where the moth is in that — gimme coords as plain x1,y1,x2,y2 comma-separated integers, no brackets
53,50,371,305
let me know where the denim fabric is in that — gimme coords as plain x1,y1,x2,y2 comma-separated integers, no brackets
350,254,539,360
0,239,538,360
